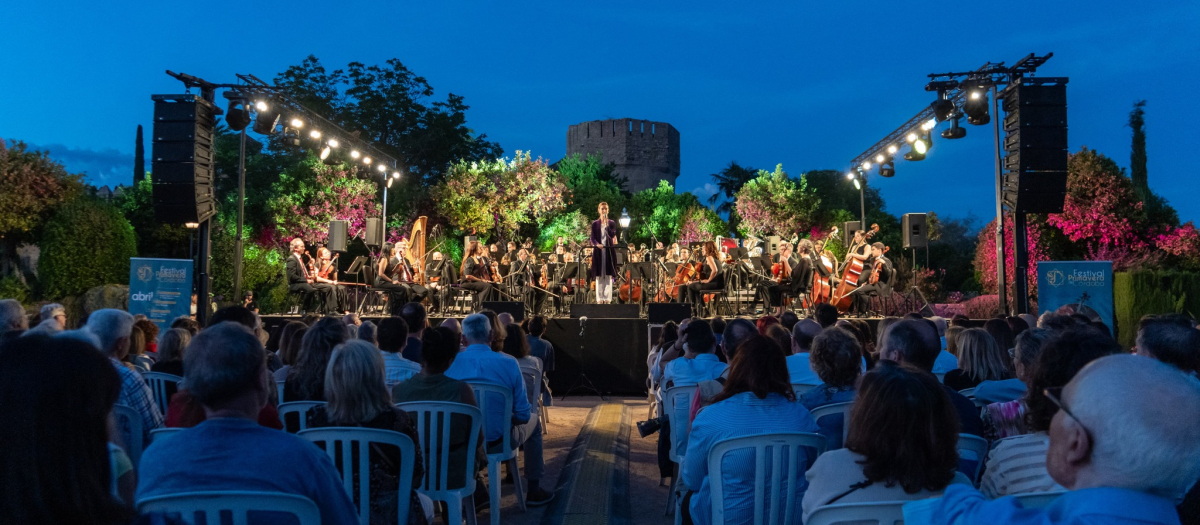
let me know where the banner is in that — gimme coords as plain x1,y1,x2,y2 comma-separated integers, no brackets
128,258,193,330
1037,261,1114,331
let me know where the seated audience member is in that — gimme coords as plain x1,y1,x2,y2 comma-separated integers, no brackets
307,340,429,525
479,309,507,353
400,302,428,364
1006,315,1030,338
931,315,948,347
799,328,862,449
1037,312,1077,331
378,317,420,390
125,324,151,372
804,361,970,521
439,317,461,333
845,319,877,368
1,334,137,522
950,314,971,328
1017,313,1039,331
0,298,29,342
648,320,679,391
137,323,358,524
274,322,308,381
680,317,761,426
501,323,553,505
135,318,160,356
343,312,361,327
165,320,283,430
943,328,1013,391
25,302,66,335
284,317,347,402
944,325,965,358
813,302,838,329
983,318,1016,355
392,326,485,491
682,335,819,525
208,305,258,329
662,320,727,389
786,319,824,385
170,315,201,336
755,315,780,335
924,355,1200,525
975,328,1048,406
358,320,378,346
497,311,514,328
779,311,800,332
1136,314,1200,376
979,327,1123,498
765,324,792,358
85,309,163,440
526,315,555,372
877,319,983,436
150,327,191,377
710,316,727,348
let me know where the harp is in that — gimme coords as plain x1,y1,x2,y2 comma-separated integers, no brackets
408,216,428,284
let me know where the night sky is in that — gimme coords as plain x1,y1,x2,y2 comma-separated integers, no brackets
3,1,1197,224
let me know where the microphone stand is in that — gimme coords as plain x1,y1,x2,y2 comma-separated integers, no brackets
560,316,606,400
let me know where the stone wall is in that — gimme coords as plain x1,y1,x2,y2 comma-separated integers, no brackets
566,119,680,193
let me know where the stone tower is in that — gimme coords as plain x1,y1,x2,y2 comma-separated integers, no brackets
566,119,680,193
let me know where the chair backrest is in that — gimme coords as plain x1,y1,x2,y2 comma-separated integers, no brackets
935,373,946,383
1012,491,1067,509
519,365,542,410
791,383,819,396
143,372,182,416
112,403,144,467
363,263,377,285
468,382,516,460
277,401,326,433
810,401,854,445
707,432,827,525
957,433,991,484
276,380,286,405
396,401,483,497
958,387,976,398
299,427,416,525
662,385,700,463
805,501,906,525
138,490,320,525
150,427,185,442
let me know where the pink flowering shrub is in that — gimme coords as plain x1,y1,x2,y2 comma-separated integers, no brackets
267,159,380,249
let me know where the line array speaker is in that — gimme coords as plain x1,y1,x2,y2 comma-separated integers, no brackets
1002,83,1068,213
150,94,216,224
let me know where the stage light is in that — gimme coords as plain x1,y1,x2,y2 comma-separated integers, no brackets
931,97,954,121
225,100,252,131
862,161,871,170
904,148,926,161
941,118,967,139
875,154,885,163
921,118,937,131
309,130,321,139
350,150,360,159
377,164,386,173
255,101,268,112
914,137,929,155
853,178,862,190
320,146,331,160
328,139,339,148
846,172,855,180
906,132,918,143
363,156,372,165
963,82,991,125
880,161,895,177
887,144,898,154
252,104,280,135
391,171,401,179
289,118,304,128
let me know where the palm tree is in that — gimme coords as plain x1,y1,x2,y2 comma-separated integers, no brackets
707,161,756,233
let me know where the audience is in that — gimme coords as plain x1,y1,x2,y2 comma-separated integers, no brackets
479,309,507,353
975,328,1048,406
779,310,800,332
27,302,66,334
170,315,201,336
274,323,308,381
135,318,160,355
497,311,514,327
926,355,1200,525
983,318,1016,355
804,360,970,521
0,298,29,342
399,302,428,364
502,323,549,505
208,305,258,329
378,316,420,390
877,319,983,436
1005,315,1029,338
786,319,824,385
765,324,792,358
710,316,727,348
648,320,679,390
358,320,378,346
755,315,780,335
943,328,1013,391
656,320,727,482
125,324,150,371
0,334,135,524
307,340,429,525
526,315,555,374
138,323,359,523
944,325,965,358
799,328,862,449
978,327,1124,498
150,327,191,377
283,317,347,402
1137,313,1200,376
682,335,818,525
85,309,163,440
813,302,838,328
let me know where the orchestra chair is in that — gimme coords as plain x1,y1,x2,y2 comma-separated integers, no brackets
360,265,390,315
137,491,320,525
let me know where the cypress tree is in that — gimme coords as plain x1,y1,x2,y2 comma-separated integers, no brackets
134,125,145,182
1128,100,1147,199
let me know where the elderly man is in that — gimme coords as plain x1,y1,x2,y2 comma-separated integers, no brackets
137,323,358,524
919,355,1200,525
786,319,825,385
878,319,983,436
85,309,162,440
0,298,29,342
40,303,67,331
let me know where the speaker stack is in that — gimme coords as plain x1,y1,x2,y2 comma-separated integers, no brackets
150,94,216,224
1002,83,1069,213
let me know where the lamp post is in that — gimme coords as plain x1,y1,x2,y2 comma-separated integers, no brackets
618,207,631,243
381,168,399,241
847,171,866,228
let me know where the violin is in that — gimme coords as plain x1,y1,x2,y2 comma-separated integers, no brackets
868,246,890,285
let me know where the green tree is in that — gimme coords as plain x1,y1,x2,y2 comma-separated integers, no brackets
733,164,820,238
432,152,566,238
0,139,84,279
114,176,191,259
557,153,626,218
1126,100,1178,228
706,161,757,233
628,181,702,244
39,197,137,298
678,205,729,243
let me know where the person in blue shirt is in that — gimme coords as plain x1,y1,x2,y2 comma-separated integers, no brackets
137,323,358,525
681,334,819,525
799,327,861,449
916,354,1200,525
785,319,823,385
661,320,728,389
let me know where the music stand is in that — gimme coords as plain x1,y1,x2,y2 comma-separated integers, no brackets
347,256,368,275
727,247,747,260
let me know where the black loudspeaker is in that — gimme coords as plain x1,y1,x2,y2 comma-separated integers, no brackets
902,213,928,249
151,94,215,224
843,221,861,244
648,303,692,324
364,218,384,247
328,220,348,252
481,301,525,323
570,303,640,319
1002,83,1068,213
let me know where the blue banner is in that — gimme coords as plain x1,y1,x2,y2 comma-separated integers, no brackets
128,258,193,331
1037,261,1114,331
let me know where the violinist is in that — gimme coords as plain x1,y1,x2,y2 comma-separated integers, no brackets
313,246,349,314
374,242,411,315
461,240,497,309
682,241,724,311
424,251,450,313
763,240,813,317
286,238,335,314
848,242,894,315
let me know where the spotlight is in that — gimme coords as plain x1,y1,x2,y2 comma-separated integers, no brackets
252,103,280,134
392,171,401,179
350,150,360,159
887,144,898,154
846,172,855,180
921,118,937,131
875,154,885,163
914,137,929,155
862,162,871,170
309,130,321,139
320,146,331,160
377,164,386,173
880,161,895,178
962,82,991,125
328,139,340,148
853,178,862,190
931,96,955,121
904,148,926,161
225,100,251,131
941,118,967,139
289,118,304,128
255,101,268,112
363,157,372,165
906,132,918,143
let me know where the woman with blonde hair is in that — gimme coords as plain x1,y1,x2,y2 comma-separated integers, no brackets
943,328,1013,391
307,340,429,525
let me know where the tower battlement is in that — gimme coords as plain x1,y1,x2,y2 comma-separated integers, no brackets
566,119,680,193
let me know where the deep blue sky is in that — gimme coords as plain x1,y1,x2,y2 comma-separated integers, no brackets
3,1,1197,223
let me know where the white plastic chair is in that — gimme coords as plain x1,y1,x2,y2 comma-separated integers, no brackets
149,427,184,442
468,382,527,525
958,387,976,398
1012,491,1067,509
137,490,320,525
705,432,827,525
810,401,855,445
805,501,906,525
397,401,483,525
276,379,286,405
277,401,326,433
299,427,417,525
791,383,819,396
661,384,699,516
957,433,990,485
143,372,181,417
935,373,946,383
112,403,144,467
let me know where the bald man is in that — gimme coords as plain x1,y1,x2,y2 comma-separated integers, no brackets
922,354,1200,525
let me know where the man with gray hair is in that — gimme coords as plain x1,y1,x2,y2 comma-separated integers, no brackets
357,320,378,346
0,298,28,342
786,319,825,385
85,308,162,439
136,323,358,523
39,303,67,331
923,354,1200,525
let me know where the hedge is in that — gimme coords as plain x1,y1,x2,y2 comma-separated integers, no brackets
1113,270,1200,348
39,197,137,298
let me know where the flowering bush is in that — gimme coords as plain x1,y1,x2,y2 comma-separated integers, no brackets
678,205,728,244
972,215,1048,300
960,294,1002,319
1155,222,1200,270
433,151,566,237
734,164,820,237
1046,147,1149,256
267,157,380,249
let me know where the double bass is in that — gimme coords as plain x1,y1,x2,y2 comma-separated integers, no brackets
831,223,879,312
810,226,838,305
619,245,645,303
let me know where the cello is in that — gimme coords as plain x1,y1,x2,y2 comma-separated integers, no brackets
831,223,879,312
809,226,838,305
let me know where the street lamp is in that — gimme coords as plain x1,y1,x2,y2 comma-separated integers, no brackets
848,171,866,228
618,208,631,243
382,170,400,238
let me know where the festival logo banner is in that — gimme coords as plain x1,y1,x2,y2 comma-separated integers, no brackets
128,258,193,330
1037,261,1113,331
